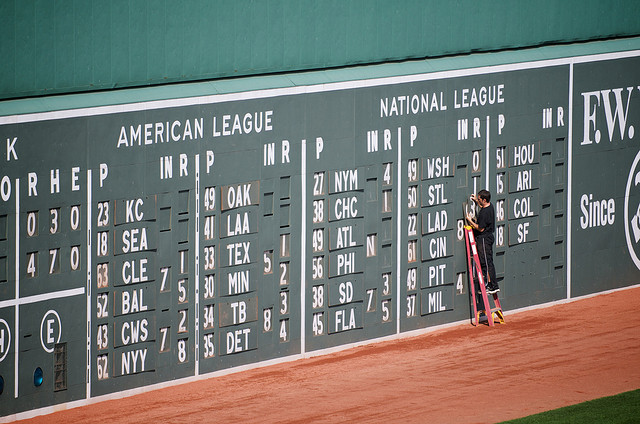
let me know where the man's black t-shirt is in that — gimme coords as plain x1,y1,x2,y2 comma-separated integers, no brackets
475,203,495,243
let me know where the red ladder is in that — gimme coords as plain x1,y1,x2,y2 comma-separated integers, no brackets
464,225,505,327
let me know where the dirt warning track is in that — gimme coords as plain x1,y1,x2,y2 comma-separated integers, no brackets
16,286,640,424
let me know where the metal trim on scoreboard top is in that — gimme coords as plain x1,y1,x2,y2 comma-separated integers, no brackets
1,38,640,121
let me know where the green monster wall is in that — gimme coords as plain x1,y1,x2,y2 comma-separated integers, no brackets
2,0,640,100
1,40,640,419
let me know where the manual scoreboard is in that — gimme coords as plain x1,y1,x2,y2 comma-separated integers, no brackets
1,51,640,417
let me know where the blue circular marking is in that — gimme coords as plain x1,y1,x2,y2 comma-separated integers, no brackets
34,367,43,387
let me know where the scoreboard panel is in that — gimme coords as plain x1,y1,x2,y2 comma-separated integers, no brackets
571,55,640,297
1,50,640,418
395,66,569,330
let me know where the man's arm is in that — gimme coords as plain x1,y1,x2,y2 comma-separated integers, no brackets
466,210,485,232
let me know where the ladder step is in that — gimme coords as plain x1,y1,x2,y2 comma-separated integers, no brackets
479,309,503,315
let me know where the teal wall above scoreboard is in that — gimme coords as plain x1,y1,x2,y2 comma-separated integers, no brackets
2,0,640,100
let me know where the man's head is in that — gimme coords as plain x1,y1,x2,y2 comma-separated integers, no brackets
478,189,491,201
477,189,491,206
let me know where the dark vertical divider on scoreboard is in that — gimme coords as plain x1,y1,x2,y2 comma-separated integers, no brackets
0,191,12,406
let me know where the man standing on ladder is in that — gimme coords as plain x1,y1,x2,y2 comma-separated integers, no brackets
466,189,500,294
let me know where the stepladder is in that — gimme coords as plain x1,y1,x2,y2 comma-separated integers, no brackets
464,225,505,327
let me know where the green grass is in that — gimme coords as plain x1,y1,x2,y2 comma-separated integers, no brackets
499,389,640,424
